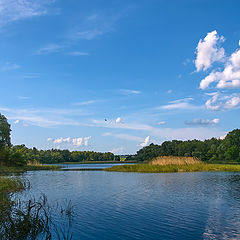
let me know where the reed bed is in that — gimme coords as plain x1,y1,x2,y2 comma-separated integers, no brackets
150,156,202,166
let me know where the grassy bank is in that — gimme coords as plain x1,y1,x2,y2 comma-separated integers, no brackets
0,165,61,175
105,163,240,173
59,160,137,164
0,177,24,193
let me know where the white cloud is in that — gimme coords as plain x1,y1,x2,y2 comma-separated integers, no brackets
225,96,240,109
205,92,221,110
103,132,143,142
115,117,121,123
72,138,82,147
72,136,91,147
195,30,225,71
118,89,141,95
205,92,240,110
140,136,150,147
73,29,103,40
84,136,91,146
35,44,64,55
0,62,20,71
74,100,99,106
110,147,124,154
0,106,90,128
69,51,90,56
159,98,200,110
185,118,219,126
47,136,91,147
0,0,57,28
70,12,123,41
18,96,30,100
53,137,71,144
198,36,240,90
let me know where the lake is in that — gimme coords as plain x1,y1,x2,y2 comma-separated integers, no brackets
18,164,240,239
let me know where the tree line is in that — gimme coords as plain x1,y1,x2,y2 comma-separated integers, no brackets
12,145,116,164
1,112,240,165
128,129,240,163
0,113,117,166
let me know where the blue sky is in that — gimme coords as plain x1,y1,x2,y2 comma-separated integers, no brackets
1,0,240,154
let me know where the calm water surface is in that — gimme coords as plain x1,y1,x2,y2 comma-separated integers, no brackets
19,164,240,239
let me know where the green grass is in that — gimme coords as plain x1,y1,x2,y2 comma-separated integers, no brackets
59,160,136,164
0,165,61,175
0,177,24,193
105,163,240,173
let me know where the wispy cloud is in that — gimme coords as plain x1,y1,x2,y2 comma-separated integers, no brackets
0,106,91,128
69,51,90,56
185,118,219,126
69,11,125,41
118,89,141,95
158,98,201,110
0,0,57,28
35,44,65,55
110,147,124,154
18,96,30,100
0,62,20,71
103,132,143,142
74,100,101,106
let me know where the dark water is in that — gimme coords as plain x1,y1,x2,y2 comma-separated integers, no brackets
19,165,240,239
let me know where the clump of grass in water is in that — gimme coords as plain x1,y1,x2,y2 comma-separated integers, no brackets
0,194,74,240
0,177,25,193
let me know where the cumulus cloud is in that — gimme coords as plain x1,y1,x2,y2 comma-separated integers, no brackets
140,136,150,147
195,30,225,71
72,138,82,147
196,33,240,90
53,137,71,144
205,92,240,110
115,117,121,123
83,136,91,146
185,118,219,126
72,136,91,146
47,136,91,147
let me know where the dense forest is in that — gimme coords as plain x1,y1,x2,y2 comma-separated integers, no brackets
127,129,240,163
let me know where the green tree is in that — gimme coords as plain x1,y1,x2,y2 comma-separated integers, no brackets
0,113,11,148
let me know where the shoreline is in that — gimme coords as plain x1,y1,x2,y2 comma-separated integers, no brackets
104,163,240,173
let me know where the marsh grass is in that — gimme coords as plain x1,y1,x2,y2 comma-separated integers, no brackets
105,163,240,173
0,177,24,193
0,195,74,240
151,156,202,165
